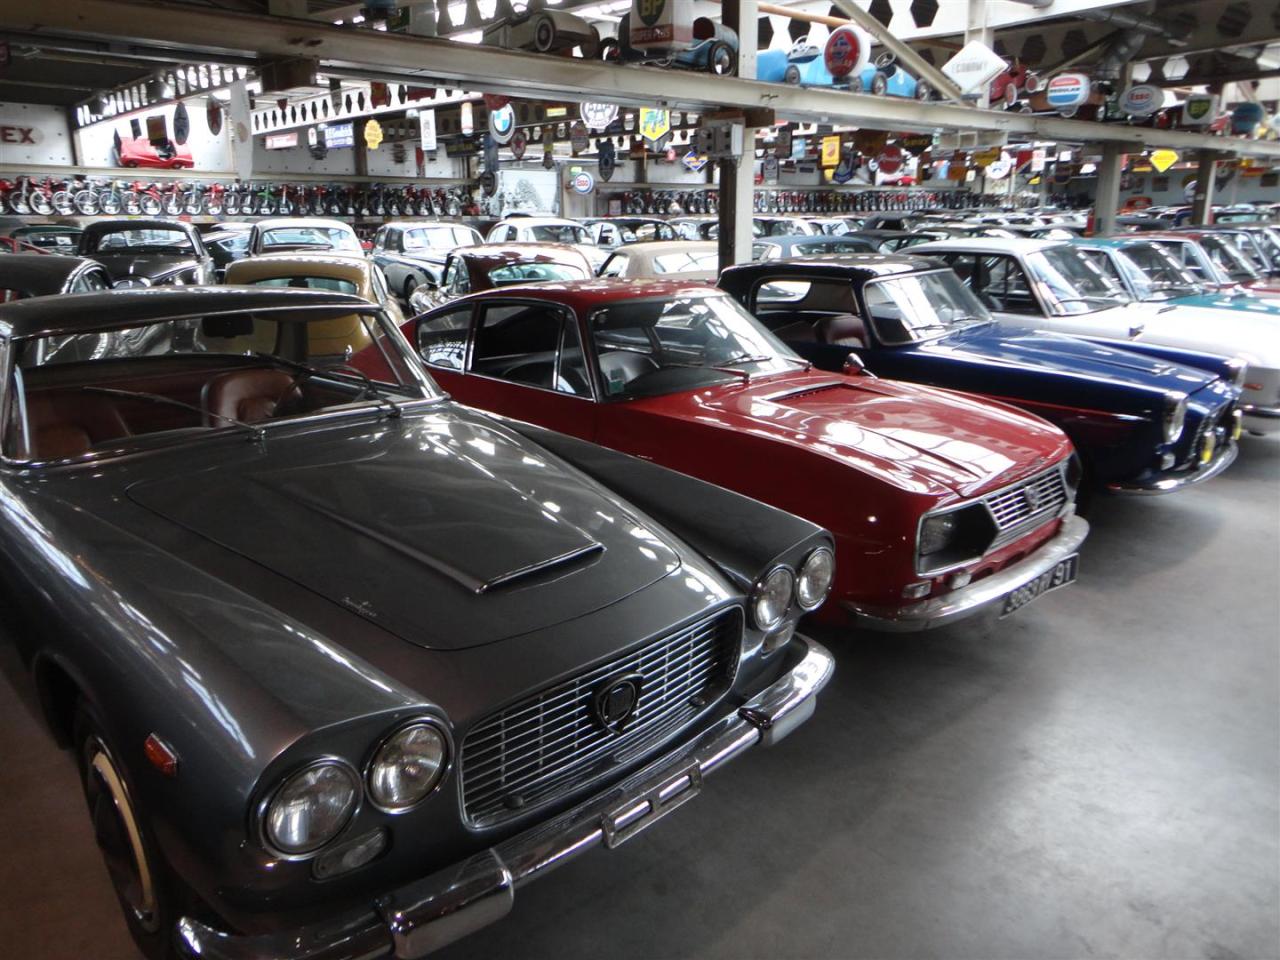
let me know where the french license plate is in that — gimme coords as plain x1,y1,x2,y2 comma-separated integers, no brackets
999,555,1079,618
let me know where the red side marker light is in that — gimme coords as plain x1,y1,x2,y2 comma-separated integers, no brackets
144,734,179,777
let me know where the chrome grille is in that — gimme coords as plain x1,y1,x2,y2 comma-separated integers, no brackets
982,466,1069,549
459,609,741,827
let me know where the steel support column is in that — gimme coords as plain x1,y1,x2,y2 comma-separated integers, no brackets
1092,142,1123,236
719,0,756,271
1191,149,1217,225
965,0,993,109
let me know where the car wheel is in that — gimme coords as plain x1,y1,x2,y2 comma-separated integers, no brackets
783,63,802,84
871,71,889,96
707,41,736,76
915,80,932,101
74,701,182,960
599,36,619,62
533,15,556,52
404,276,418,302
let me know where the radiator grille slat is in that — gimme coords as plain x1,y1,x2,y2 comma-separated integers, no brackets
982,467,1068,549
459,609,741,827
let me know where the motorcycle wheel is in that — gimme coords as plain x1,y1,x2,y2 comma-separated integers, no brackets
31,192,54,216
205,198,224,216
7,195,30,215
223,196,240,216
50,191,75,216
140,195,162,216
163,197,181,216
278,199,294,215
184,200,202,216
99,192,122,216
74,189,100,216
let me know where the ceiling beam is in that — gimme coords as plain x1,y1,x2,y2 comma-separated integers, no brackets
3,0,1279,158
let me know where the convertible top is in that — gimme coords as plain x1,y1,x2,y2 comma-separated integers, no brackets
0,286,375,340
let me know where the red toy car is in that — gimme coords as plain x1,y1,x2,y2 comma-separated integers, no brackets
114,135,194,169
374,279,1086,631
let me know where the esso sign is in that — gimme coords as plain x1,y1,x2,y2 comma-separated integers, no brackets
824,25,869,80
1045,73,1091,111
1119,84,1162,117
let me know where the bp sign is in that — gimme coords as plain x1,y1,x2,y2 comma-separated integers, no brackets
1044,73,1091,112
1182,93,1217,126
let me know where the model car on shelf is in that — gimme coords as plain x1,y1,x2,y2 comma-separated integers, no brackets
247,217,365,257
718,254,1243,494
368,221,484,302
408,242,593,313
582,217,680,250
400,278,1089,631
113,134,194,169
598,240,720,280
0,285,836,960
605,14,739,75
77,218,215,288
908,237,1280,435
483,7,600,56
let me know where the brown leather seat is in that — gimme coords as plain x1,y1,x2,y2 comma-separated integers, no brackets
821,313,866,347
26,390,131,461
202,369,300,426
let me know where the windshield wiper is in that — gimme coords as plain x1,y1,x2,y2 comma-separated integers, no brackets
81,387,265,441
723,352,813,372
658,360,752,382
255,353,404,419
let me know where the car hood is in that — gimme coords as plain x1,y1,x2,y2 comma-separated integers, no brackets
92,253,197,281
675,371,1069,498
1173,291,1280,318
933,323,1221,391
1127,301,1280,368
126,407,682,650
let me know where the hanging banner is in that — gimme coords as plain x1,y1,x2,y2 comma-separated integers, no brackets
832,154,855,183
1149,149,1179,173
460,101,474,136
173,101,190,145
364,118,384,150
581,101,619,132
638,108,671,144
898,133,932,157
370,82,391,108
206,99,223,136
542,127,554,169
598,139,616,180
510,128,527,160
489,103,516,144
763,153,779,183
419,109,437,151
972,147,1000,168
325,121,354,148
820,135,841,168
570,121,589,154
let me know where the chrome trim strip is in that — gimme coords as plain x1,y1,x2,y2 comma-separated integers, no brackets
175,636,835,960
1106,440,1239,495
850,514,1089,632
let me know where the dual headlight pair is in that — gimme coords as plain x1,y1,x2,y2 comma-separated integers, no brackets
750,547,835,631
263,721,448,857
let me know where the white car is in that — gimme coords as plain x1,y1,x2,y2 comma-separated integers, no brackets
598,240,720,280
247,217,363,257
911,237,1280,435
485,216,605,273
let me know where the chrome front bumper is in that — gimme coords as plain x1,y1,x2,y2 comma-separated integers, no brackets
1106,439,1239,495
176,636,835,960
844,514,1090,633
1241,403,1280,434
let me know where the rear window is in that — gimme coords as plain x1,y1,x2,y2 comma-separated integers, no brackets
652,250,719,274
251,276,359,295
260,227,361,253
488,262,587,284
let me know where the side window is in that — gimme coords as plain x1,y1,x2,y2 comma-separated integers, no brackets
444,258,471,296
373,227,387,250
371,266,391,303
600,253,629,277
557,318,590,396
1080,250,1125,288
978,256,1039,315
473,302,578,393
416,306,471,369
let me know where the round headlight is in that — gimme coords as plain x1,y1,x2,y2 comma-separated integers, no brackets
1163,392,1187,444
751,567,794,630
367,722,448,811
796,548,835,610
264,761,359,856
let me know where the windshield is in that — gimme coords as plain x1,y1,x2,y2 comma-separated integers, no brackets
86,227,193,255
6,305,436,464
528,223,589,244
1198,235,1261,282
487,262,588,284
589,294,802,398
1119,243,1202,298
1025,245,1131,315
260,226,362,253
863,270,993,345
1218,232,1272,272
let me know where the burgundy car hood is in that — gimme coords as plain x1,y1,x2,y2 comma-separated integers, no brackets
685,373,1068,497
126,410,682,650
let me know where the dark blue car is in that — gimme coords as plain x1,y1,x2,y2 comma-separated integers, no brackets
718,254,1244,494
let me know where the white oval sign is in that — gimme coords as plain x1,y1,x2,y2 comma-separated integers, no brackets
1119,84,1162,118
1044,72,1091,111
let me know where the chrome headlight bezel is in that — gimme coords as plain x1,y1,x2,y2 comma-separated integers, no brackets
260,758,361,859
795,547,835,611
365,720,451,814
1225,357,1248,388
1163,392,1188,444
750,565,795,630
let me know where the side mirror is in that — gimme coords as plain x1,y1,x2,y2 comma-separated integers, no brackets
843,353,870,376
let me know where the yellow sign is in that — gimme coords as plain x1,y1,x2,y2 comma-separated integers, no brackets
820,135,841,168
638,108,671,144
364,118,384,150
1149,148,1179,173
973,147,1000,168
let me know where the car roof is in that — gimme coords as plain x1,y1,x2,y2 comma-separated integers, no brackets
224,252,373,279
0,254,95,291
452,277,723,309
0,286,374,340
907,237,1063,255
458,242,592,266
724,252,940,280
82,218,194,235
496,217,580,227
613,240,718,257
253,217,356,232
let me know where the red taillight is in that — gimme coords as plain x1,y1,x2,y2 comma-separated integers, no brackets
1245,382,1263,391
144,734,179,777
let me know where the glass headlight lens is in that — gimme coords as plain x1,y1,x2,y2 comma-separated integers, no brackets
1163,393,1187,443
796,548,835,610
368,723,448,811
265,761,359,856
919,513,958,557
751,567,794,630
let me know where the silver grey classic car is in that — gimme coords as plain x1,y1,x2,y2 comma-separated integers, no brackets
0,287,835,959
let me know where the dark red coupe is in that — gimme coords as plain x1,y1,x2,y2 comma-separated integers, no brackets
378,280,1088,631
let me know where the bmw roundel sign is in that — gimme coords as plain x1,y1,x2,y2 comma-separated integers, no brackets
1044,73,1091,112
488,104,516,145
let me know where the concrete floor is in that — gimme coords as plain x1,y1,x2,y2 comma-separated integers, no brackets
1,436,1276,960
